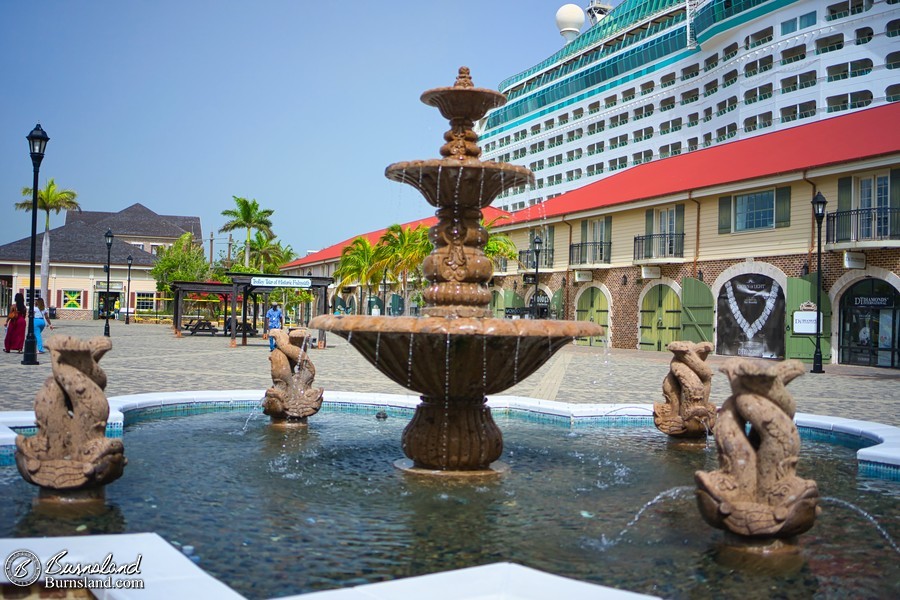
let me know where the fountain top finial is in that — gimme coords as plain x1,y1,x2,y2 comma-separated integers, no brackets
454,67,474,88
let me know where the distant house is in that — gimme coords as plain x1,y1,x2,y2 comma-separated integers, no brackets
0,203,203,320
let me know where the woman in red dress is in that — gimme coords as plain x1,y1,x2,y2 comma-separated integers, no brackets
4,293,27,353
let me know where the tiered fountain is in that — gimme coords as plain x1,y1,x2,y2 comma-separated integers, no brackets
309,67,603,473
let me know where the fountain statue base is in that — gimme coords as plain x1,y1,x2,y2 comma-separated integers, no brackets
393,459,510,478
714,534,805,576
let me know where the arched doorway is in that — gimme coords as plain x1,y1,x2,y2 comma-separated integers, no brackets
530,289,550,319
716,273,785,358
575,286,608,346
838,278,899,368
639,284,681,351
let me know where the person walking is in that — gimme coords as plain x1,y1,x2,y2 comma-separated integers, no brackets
33,297,53,353
265,301,284,352
4,293,27,353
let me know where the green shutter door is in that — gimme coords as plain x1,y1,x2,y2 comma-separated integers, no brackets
681,277,714,343
491,290,505,318
785,275,832,361
575,286,608,346
837,177,853,241
639,284,681,351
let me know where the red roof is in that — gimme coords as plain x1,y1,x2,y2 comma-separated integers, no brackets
282,205,511,269
507,102,900,224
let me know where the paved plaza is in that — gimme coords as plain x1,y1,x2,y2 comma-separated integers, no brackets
1,319,897,426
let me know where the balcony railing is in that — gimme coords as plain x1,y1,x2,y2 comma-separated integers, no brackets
569,242,611,265
518,248,555,269
633,233,685,260
826,208,900,243
494,256,509,272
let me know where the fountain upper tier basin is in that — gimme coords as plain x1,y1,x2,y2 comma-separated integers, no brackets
309,315,603,400
385,160,533,209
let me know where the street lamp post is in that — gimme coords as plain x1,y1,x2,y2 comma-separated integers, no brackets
811,192,827,374
532,235,542,319
104,229,113,337
22,124,49,366
125,255,133,324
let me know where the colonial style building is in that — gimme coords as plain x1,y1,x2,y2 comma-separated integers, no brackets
0,204,202,320
284,103,900,368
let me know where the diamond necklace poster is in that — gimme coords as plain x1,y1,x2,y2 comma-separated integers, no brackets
716,274,785,358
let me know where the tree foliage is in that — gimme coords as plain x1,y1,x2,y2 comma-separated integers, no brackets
150,233,210,293
218,196,274,268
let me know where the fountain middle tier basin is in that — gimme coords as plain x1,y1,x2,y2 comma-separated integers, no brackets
309,315,603,399
384,159,533,208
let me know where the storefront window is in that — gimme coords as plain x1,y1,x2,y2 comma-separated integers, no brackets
839,279,898,368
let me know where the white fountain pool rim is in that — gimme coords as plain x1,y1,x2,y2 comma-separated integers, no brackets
1,389,898,477
1,390,898,600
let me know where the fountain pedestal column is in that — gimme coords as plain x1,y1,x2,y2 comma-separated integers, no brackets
401,397,502,471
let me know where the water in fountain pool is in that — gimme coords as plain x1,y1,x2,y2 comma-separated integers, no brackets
1,409,898,599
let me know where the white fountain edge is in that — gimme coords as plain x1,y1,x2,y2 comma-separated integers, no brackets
1,389,899,472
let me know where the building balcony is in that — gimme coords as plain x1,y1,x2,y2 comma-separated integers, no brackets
633,233,685,263
570,242,611,266
518,248,555,270
826,208,900,249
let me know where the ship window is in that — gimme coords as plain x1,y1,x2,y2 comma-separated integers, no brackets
799,11,817,28
856,27,873,44
781,18,797,36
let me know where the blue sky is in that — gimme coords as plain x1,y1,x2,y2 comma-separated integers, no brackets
0,1,589,258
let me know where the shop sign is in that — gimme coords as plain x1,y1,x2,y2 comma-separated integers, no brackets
641,266,661,279
854,296,893,308
523,274,536,284
250,276,311,288
843,251,866,270
574,270,592,282
93,281,124,291
793,310,823,334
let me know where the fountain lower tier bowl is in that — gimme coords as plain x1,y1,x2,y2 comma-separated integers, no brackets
309,314,604,471
384,159,533,209
309,315,603,400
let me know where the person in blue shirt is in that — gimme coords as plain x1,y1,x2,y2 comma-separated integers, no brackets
265,301,284,351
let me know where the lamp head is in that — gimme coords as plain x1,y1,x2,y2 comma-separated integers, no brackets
811,192,827,220
27,124,49,157
127,255,133,266
533,235,543,253
105,228,114,249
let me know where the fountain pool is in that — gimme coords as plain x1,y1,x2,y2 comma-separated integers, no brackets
2,398,897,599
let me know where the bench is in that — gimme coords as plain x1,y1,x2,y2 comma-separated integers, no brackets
188,319,218,335
224,319,257,337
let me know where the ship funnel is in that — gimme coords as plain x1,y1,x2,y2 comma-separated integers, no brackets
555,4,585,43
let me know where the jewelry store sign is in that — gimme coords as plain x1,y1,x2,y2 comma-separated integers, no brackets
793,310,823,334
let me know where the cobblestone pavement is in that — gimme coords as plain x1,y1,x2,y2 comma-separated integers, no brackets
1,320,897,426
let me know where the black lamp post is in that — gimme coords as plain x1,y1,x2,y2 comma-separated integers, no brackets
811,192,827,374
104,229,113,337
22,124,49,366
125,255,133,324
532,235,542,319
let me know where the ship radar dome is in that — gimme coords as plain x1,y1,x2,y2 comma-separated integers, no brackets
555,4,585,44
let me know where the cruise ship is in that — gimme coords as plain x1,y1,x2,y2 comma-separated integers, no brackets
478,0,900,212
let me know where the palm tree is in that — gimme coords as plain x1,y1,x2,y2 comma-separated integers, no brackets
333,237,379,314
16,178,80,305
248,231,297,274
218,196,274,268
374,224,431,315
482,216,518,268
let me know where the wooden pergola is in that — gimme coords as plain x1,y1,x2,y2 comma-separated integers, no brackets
170,273,333,347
